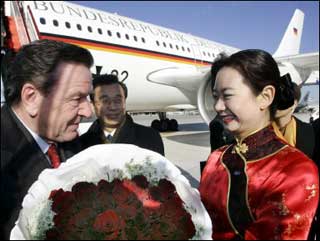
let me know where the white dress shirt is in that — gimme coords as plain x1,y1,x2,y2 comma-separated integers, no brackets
104,129,116,140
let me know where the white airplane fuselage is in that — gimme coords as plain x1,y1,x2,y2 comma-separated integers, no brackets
7,1,238,112
3,1,319,125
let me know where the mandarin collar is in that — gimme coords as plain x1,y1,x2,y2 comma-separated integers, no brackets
229,125,286,162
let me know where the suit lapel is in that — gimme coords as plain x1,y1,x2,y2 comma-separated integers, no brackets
1,105,50,169
113,115,135,144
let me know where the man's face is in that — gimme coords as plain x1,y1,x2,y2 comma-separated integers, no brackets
38,62,92,142
93,84,126,129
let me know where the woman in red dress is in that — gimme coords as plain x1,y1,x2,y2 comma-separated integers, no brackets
199,49,319,240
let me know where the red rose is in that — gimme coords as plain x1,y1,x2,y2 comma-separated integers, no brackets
112,182,133,204
150,179,177,201
132,175,148,189
67,207,94,228
161,195,186,223
72,182,96,199
97,179,113,193
93,210,124,239
50,190,75,213
116,201,139,218
158,179,176,194
45,229,59,240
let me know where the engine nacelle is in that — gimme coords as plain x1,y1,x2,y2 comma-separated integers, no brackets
197,71,217,125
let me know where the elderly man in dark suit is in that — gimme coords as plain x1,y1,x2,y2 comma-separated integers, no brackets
79,74,164,156
0,40,94,239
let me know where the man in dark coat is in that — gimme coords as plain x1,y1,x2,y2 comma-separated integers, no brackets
273,83,315,159
1,40,94,239
79,74,164,155
80,114,164,155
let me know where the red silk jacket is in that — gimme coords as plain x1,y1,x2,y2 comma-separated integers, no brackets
199,126,319,240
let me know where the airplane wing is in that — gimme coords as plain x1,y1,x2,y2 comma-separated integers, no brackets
147,66,215,124
275,52,319,85
275,52,319,71
147,66,211,92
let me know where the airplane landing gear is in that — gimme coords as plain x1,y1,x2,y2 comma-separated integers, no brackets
151,112,178,132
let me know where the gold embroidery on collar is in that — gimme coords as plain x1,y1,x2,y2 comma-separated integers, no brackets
305,184,317,202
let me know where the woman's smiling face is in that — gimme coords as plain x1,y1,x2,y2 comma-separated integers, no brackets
213,67,265,139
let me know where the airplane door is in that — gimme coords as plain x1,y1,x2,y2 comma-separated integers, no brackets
191,45,203,64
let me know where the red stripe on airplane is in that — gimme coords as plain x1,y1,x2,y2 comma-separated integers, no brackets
39,34,211,67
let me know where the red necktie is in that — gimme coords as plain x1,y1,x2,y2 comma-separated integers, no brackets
47,144,61,168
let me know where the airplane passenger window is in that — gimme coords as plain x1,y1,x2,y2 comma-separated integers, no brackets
98,28,102,34
134,36,138,42
141,37,145,43
176,45,179,50
203,51,206,56
208,52,211,57
169,43,173,49
187,47,191,52
182,46,185,51
156,40,160,46
107,30,112,37
125,34,130,40
163,42,166,47
65,22,71,28
88,26,92,33
53,20,59,27
77,24,82,31
40,18,46,25
117,32,121,38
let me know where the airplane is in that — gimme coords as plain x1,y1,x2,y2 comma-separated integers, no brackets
1,1,319,132
296,91,311,113
294,71,319,122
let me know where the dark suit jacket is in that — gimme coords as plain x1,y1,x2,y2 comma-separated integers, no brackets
209,117,235,152
79,114,164,156
0,104,81,240
295,116,315,159
200,117,235,175
308,118,319,241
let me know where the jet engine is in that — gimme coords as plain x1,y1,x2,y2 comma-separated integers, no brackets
197,71,217,125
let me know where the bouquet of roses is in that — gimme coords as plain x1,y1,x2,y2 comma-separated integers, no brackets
10,144,212,240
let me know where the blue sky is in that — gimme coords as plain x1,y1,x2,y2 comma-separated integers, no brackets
71,1,319,54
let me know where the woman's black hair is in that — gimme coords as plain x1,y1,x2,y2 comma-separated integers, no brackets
210,49,294,119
